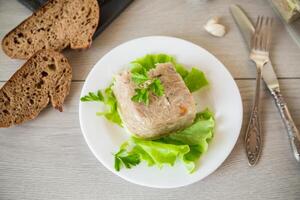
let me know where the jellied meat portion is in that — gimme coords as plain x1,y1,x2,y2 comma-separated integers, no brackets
112,62,196,139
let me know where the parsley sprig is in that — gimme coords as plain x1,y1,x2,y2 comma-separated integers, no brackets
131,88,150,105
114,149,140,171
149,79,164,96
130,72,164,105
80,91,104,102
80,87,122,126
131,72,149,85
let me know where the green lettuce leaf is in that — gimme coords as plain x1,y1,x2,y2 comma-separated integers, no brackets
131,137,190,168
130,63,146,75
131,54,175,72
163,109,214,172
175,63,189,78
130,54,208,93
167,109,214,146
114,109,215,173
183,68,209,92
131,145,155,166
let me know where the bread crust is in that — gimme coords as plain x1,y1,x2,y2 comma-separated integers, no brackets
2,0,100,59
0,49,72,128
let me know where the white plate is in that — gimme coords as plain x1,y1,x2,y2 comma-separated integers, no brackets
79,36,243,188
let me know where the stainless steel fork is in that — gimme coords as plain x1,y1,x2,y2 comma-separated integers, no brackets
245,16,273,166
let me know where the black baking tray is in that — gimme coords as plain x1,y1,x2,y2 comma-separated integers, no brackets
17,0,133,39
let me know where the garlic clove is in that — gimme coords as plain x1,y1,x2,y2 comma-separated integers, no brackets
204,23,226,37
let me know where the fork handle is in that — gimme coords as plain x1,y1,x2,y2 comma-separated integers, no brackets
245,67,263,166
270,87,300,162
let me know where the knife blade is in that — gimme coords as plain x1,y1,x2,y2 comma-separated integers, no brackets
229,5,254,49
230,4,300,163
230,4,279,91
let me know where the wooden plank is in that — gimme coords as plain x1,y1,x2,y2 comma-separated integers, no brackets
0,80,299,200
1,0,300,81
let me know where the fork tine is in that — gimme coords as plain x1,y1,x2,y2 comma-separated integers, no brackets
252,16,263,50
252,16,273,52
252,16,259,50
260,17,273,51
266,17,273,51
254,16,261,32
257,16,264,34
259,16,265,50
261,17,268,51
264,17,270,51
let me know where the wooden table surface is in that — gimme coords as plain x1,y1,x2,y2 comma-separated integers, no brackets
0,0,300,199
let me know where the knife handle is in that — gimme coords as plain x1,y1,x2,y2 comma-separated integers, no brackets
271,87,300,162
245,68,263,166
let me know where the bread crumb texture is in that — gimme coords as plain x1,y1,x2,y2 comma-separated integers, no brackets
2,0,99,59
0,50,72,127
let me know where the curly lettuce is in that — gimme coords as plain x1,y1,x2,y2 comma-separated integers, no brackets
114,109,215,173
131,54,209,92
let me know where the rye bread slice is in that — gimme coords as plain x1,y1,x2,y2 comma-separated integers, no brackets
2,0,99,59
0,50,72,128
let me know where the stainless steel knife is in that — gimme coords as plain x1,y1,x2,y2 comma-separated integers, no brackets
230,4,300,164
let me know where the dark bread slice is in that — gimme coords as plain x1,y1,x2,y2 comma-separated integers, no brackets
2,0,99,59
0,50,72,128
